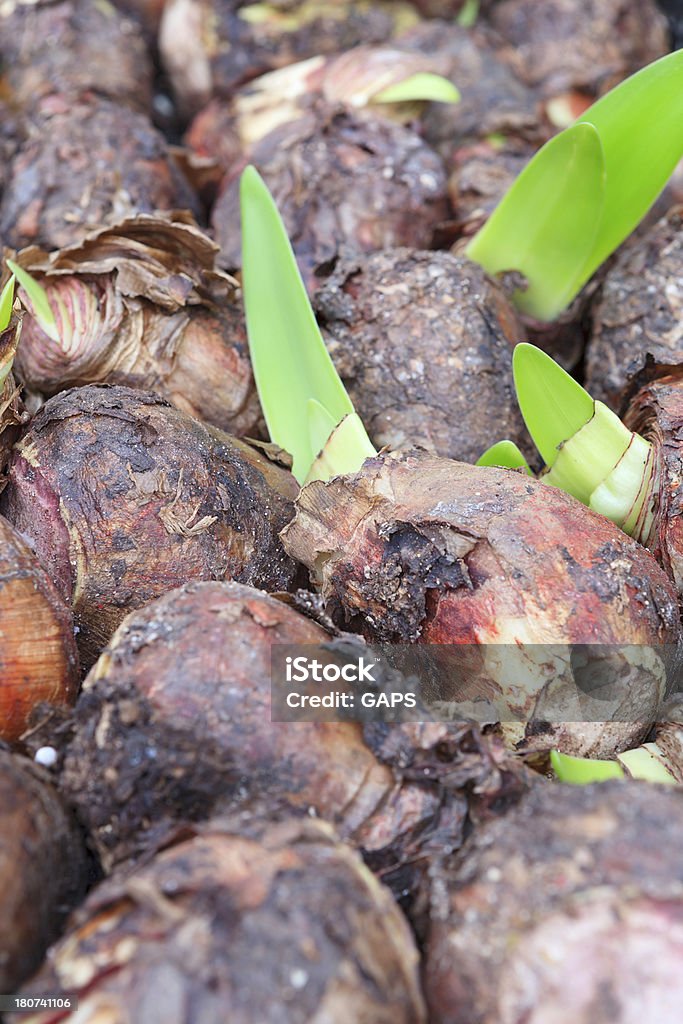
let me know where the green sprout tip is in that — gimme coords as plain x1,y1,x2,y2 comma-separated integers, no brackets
6,259,60,343
475,439,532,475
240,166,376,485
466,50,683,321
0,275,15,335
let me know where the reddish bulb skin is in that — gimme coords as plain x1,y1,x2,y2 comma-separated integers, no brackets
0,0,154,116
624,375,683,599
0,385,300,669
60,580,450,873
11,819,426,1024
282,452,681,757
0,515,79,744
0,751,89,993
424,780,683,1024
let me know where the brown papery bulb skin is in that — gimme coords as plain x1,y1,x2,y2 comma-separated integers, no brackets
212,108,449,292
0,312,27,473
184,43,454,181
624,374,683,599
587,206,683,410
160,0,422,116
60,580,451,872
0,0,153,115
402,21,545,162
11,819,426,1024
283,452,681,757
0,96,200,252
0,386,300,669
0,751,89,994
315,249,529,463
486,0,669,99
0,515,79,743
424,780,683,1024
14,214,261,437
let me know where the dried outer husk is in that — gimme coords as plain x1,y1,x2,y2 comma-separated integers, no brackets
0,305,27,471
0,0,153,115
0,386,300,669
654,696,683,782
11,214,261,436
212,108,448,291
0,750,90,994
399,20,546,161
446,137,537,239
185,43,455,185
424,779,683,1024
159,0,423,117
407,0,468,14
485,0,670,100
282,451,681,758
623,373,683,599
586,206,683,410
313,249,531,463
113,0,168,34
0,96,200,253
58,579,482,874
10,817,426,1024
0,514,80,744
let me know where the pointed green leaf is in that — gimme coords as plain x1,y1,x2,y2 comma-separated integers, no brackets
576,49,683,287
476,440,532,475
551,749,624,785
512,343,594,467
6,259,60,343
0,275,15,333
456,0,479,27
617,744,678,785
373,73,460,105
466,123,605,322
240,166,357,483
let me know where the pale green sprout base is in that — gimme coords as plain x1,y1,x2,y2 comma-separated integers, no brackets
306,412,376,485
512,344,656,538
240,166,376,485
552,746,678,786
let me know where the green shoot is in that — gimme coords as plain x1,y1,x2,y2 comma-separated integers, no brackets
551,749,624,784
0,276,15,334
456,0,479,27
240,166,376,484
0,275,17,390
373,74,460,105
466,50,683,321
7,259,60,343
512,345,594,468
617,744,678,786
466,124,605,322
552,745,678,786
512,344,656,537
476,439,532,475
